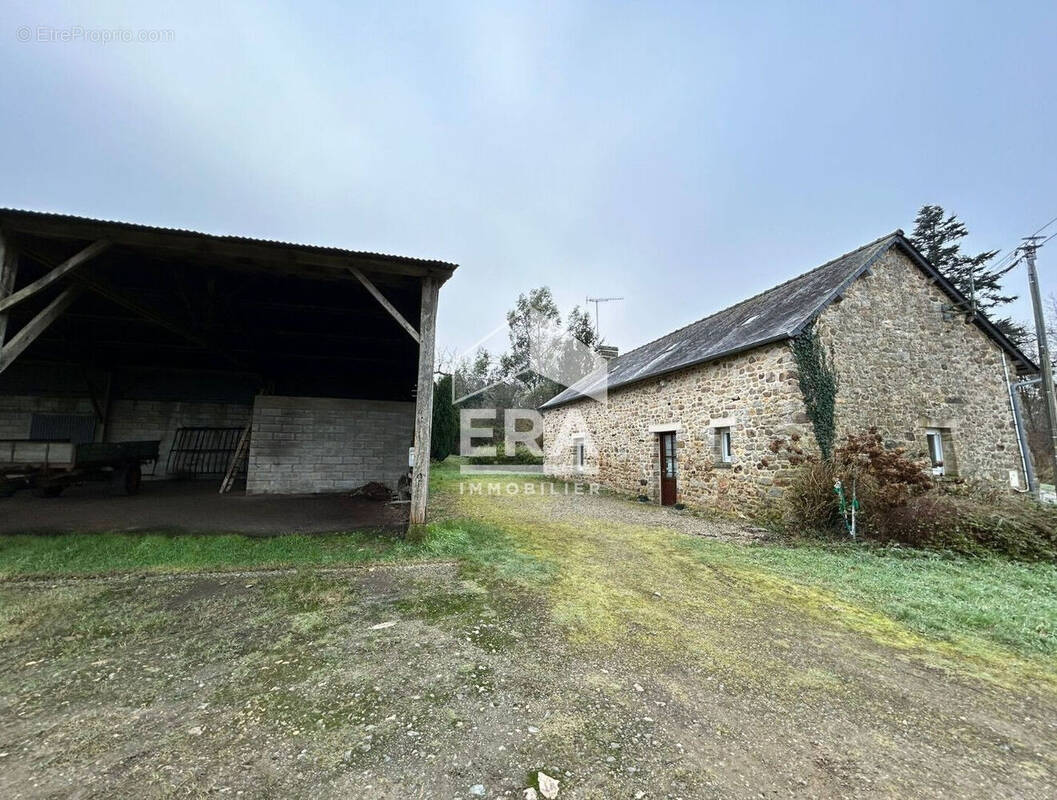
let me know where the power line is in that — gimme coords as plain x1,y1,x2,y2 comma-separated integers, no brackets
990,214,1057,274
1029,215,1057,238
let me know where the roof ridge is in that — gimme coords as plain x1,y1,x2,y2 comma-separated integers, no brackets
612,230,903,364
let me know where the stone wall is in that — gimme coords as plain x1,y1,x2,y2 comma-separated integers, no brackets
542,341,811,512
246,396,414,495
815,246,1025,487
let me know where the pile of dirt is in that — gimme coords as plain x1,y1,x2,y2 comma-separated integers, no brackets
350,481,393,501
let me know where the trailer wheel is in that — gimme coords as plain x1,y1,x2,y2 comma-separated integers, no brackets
114,463,142,495
33,484,64,498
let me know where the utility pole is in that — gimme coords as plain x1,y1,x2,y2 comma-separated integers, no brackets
1022,236,1057,480
585,296,623,341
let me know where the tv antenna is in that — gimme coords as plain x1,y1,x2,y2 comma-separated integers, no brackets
586,296,623,341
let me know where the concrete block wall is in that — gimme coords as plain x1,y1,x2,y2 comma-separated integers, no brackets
0,395,251,477
106,400,252,475
0,396,97,439
246,396,415,495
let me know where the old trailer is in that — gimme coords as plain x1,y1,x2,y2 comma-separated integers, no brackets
0,439,159,497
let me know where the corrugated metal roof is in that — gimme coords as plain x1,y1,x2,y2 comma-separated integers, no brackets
542,230,1035,409
0,207,458,271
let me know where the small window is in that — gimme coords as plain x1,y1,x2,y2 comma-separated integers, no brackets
925,428,945,476
716,427,733,463
574,439,585,470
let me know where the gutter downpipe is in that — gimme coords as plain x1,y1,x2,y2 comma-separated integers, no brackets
1003,353,1037,494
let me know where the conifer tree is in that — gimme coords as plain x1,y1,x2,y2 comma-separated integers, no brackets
910,204,1029,347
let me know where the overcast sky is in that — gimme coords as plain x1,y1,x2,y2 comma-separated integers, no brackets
2,1,1055,359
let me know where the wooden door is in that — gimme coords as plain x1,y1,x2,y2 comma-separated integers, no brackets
659,431,677,506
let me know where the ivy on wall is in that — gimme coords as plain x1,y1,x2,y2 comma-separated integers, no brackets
792,326,838,460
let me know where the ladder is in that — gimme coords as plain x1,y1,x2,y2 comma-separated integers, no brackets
219,425,251,494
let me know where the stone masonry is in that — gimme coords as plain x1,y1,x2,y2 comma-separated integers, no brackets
246,396,414,495
543,247,1027,513
543,341,811,513
816,247,1024,486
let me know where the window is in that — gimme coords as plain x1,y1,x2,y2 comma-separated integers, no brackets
574,438,585,470
716,426,733,463
925,428,945,476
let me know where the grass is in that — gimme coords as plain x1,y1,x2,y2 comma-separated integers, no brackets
678,538,1057,659
1,459,1055,689
0,517,547,584
0,522,489,578
468,494,1056,689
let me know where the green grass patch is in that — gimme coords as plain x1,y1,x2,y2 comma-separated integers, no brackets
444,477,1057,689
679,538,1057,660
0,516,543,580
0,530,397,577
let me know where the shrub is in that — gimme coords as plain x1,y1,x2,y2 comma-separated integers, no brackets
879,489,1057,561
780,428,1057,561
784,459,841,533
832,429,932,503
781,428,931,536
431,375,458,462
830,429,933,534
467,441,544,465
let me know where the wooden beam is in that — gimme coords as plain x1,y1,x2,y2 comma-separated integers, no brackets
0,239,109,314
410,276,440,525
0,286,80,374
70,271,255,372
348,266,420,343
0,230,18,345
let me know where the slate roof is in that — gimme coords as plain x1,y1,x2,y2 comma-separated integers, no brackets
541,230,1035,409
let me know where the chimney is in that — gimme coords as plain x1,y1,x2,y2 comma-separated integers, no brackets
596,344,619,361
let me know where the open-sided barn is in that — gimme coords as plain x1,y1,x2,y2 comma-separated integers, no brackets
0,209,456,527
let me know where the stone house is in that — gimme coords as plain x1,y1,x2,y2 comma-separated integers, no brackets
540,231,1036,513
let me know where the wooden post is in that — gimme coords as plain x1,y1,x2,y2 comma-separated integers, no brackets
98,371,114,443
0,231,18,347
410,276,439,525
